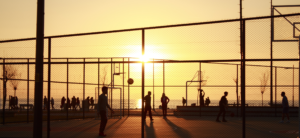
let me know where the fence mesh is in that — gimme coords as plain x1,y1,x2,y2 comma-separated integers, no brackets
0,14,299,137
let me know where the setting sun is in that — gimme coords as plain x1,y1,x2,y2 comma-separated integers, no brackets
139,55,150,62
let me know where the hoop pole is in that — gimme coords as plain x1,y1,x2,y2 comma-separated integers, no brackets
298,35,300,138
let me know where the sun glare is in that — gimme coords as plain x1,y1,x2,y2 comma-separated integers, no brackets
139,55,150,62
137,99,142,109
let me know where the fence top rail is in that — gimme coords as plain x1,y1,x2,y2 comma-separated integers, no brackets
273,5,300,7
0,13,300,43
0,58,299,66
0,57,168,61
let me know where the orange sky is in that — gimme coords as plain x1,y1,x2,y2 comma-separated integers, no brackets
0,0,300,103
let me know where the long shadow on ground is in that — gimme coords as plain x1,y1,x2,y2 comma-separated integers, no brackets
164,118,192,138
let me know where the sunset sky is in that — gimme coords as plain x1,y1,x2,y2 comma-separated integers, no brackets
0,0,300,106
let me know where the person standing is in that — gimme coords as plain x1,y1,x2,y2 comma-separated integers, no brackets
199,89,205,107
76,97,80,109
50,97,55,110
216,91,228,122
144,91,153,122
43,96,47,110
90,97,94,109
161,93,170,118
97,86,114,136
182,97,186,106
280,92,290,123
61,96,66,110
205,97,211,106
67,97,71,109
71,96,76,110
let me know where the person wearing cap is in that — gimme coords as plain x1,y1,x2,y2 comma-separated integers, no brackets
280,91,290,123
144,91,153,122
216,91,228,122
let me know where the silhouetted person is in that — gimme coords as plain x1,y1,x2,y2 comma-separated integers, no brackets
87,96,90,108
182,97,186,106
97,86,114,136
280,92,290,123
15,96,18,109
216,91,228,122
75,97,80,109
61,96,66,110
9,96,13,110
71,96,76,110
67,97,71,109
161,93,170,118
90,97,94,109
144,91,153,122
205,97,211,106
199,89,205,106
50,97,55,110
43,96,47,110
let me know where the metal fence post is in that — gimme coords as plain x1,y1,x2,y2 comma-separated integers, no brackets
2,58,5,125
67,58,69,120
141,29,145,138
27,59,29,123
47,37,51,138
33,0,45,137
241,19,246,138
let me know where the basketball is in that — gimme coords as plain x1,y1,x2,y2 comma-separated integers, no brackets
127,78,134,84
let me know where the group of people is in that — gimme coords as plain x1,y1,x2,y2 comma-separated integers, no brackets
43,96,55,110
86,96,95,109
96,87,291,136
181,89,211,107
96,87,170,136
9,96,18,110
215,91,290,123
60,96,81,110
59,96,95,110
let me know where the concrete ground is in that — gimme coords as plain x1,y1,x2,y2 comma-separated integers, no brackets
0,116,298,138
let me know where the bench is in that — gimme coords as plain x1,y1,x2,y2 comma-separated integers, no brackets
19,104,34,110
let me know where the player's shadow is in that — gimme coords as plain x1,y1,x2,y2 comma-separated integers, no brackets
145,122,156,138
164,118,192,138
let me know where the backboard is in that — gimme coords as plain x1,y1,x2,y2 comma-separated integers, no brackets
272,5,300,42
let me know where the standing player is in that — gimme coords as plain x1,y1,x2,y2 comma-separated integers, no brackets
280,92,290,123
97,86,114,136
144,91,154,122
161,93,170,118
216,91,228,122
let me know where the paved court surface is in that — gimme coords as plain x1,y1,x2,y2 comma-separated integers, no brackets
0,116,298,138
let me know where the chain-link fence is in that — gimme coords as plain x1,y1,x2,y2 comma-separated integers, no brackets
1,13,300,137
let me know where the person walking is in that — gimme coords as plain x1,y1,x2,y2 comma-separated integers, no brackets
161,93,170,118
97,86,114,136
144,91,153,122
216,91,228,122
280,92,290,123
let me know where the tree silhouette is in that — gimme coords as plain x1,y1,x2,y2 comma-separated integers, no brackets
2,65,21,110
260,71,269,106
